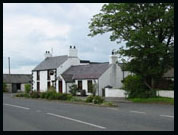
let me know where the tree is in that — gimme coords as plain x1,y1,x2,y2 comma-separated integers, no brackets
88,3,174,89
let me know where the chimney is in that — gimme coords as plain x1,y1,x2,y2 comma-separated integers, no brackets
68,46,78,57
44,51,52,59
109,50,118,64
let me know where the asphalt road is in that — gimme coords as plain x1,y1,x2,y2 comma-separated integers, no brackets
3,93,174,131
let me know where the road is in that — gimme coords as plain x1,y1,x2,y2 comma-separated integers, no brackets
3,93,174,131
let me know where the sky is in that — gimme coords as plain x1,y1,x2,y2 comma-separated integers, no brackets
3,3,125,74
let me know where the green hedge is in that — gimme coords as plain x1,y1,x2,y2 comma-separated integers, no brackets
123,75,156,98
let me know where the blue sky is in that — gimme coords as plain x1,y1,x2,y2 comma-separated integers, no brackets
3,3,125,74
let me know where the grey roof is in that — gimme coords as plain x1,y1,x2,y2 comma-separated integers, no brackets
3,74,32,83
33,55,68,71
62,63,111,81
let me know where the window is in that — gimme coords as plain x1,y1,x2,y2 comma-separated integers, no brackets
37,71,40,80
47,70,50,80
37,82,40,92
78,81,82,90
88,80,93,93
47,81,50,90
16,83,21,90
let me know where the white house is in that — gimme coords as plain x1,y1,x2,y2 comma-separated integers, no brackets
32,46,129,96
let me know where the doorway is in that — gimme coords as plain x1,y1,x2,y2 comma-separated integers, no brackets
58,81,62,93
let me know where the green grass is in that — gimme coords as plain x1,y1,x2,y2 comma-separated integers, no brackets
128,97,174,105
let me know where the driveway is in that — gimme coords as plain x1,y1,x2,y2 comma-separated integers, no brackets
3,93,174,131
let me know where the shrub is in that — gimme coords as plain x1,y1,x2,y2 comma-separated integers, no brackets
93,96,104,104
48,86,56,91
70,97,83,102
3,82,7,92
123,75,156,98
40,92,47,99
25,84,31,93
30,91,40,98
24,93,30,98
57,93,69,100
66,94,73,100
44,90,56,99
16,93,24,97
69,84,78,96
86,95,94,103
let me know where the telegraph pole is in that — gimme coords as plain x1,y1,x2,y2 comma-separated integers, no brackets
8,57,11,74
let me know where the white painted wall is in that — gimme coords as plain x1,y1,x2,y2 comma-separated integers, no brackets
105,88,128,98
156,90,174,98
123,71,132,79
21,84,25,92
62,79,66,93
66,83,73,93
99,64,123,96
32,71,37,91
39,71,47,92
82,80,87,91
57,57,80,75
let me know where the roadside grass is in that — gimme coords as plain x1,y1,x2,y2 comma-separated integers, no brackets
15,92,116,107
128,97,174,105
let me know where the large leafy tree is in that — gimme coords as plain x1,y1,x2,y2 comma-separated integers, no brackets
88,3,174,89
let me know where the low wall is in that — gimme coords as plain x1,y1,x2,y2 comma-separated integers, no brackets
105,88,128,98
105,89,174,98
156,90,174,98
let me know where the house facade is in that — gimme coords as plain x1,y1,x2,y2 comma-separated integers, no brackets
32,46,130,96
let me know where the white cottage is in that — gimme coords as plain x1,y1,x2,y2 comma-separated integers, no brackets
32,46,128,96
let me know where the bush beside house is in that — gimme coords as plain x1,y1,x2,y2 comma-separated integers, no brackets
69,84,78,96
123,75,156,98
25,84,31,93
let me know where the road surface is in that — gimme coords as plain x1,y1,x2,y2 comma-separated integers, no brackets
3,93,174,131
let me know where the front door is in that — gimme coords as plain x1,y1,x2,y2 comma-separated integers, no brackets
59,81,62,93
12,83,17,93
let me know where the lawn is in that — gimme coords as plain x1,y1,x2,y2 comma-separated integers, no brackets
128,97,174,105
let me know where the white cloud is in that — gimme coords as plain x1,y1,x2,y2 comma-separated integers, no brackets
3,65,34,74
3,3,124,74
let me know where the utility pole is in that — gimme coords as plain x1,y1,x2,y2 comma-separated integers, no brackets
8,57,10,74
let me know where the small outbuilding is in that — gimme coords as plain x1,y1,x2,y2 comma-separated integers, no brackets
3,74,32,93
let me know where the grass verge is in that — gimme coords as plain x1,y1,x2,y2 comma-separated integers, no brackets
128,97,174,105
15,93,117,107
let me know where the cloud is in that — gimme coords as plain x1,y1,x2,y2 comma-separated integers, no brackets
3,3,125,74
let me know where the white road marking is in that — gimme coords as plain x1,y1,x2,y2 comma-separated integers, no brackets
47,112,106,129
130,110,146,114
160,115,174,118
3,103,30,110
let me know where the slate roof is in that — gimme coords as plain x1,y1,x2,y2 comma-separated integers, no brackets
3,74,32,83
33,55,68,71
62,63,111,82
